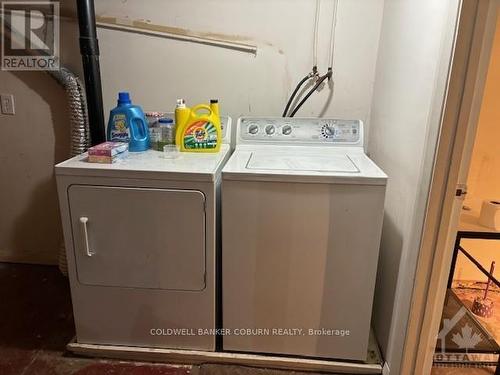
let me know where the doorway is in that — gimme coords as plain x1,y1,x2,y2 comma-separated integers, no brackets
433,11,500,372
397,3,500,373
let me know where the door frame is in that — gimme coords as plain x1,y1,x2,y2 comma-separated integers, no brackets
400,0,499,374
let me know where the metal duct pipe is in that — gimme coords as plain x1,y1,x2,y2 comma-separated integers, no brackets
76,0,105,145
49,68,90,156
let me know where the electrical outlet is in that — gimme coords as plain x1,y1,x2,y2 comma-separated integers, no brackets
1,94,15,115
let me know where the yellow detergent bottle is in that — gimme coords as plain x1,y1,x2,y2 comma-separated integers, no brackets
175,99,222,153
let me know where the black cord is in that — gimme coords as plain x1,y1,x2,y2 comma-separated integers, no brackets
289,69,332,117
282,74,311,117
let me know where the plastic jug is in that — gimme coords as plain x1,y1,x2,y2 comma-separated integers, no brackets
175,99,222,152
107,92,150,152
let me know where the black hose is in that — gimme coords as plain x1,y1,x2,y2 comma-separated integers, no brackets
289,70,331,117
76,0,106,145
282,74,311,117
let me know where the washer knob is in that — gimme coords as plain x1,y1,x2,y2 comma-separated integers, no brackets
248,124,259,134
323,125,335,136
282,125,292,135
265,125,275,135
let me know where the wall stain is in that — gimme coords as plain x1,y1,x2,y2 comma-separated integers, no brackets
97,15,256,46
95,16,291,59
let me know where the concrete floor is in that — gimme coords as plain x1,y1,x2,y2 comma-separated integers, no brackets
0,262,493,375
0,262,192,375
0,262,348,375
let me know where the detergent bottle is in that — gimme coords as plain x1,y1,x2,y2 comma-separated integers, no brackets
107,92,150,152
175,99,222,152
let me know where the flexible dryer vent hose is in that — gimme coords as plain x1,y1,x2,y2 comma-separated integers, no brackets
49,67,90,276
49,67,91,156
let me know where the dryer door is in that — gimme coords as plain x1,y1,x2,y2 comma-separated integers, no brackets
68,185,206,291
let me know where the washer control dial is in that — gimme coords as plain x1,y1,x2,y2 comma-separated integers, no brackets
321,123,336,139
282,125,292,135
248,124,259,135
265,124,275,135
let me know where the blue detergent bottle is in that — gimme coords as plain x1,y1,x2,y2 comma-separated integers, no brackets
107,92,150,152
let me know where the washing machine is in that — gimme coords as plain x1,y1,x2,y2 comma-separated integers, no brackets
222,117,387,361
56,117,231,351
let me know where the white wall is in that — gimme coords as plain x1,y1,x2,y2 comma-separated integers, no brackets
367,1,460,373
93,0,384,143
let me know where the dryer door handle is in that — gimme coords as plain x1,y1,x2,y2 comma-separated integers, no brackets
79,217,94,257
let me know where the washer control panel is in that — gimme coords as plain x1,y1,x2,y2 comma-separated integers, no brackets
240,118,362,144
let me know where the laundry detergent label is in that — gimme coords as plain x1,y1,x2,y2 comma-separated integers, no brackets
183,120,218,149
110,114,130,142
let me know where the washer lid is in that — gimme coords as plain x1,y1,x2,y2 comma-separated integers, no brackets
222,148,387,185
247,152,360,173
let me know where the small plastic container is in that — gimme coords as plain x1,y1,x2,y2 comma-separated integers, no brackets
149,127,162,149
163,144,179,159
146,112,167,151
158,118,176,145
149,117,176,151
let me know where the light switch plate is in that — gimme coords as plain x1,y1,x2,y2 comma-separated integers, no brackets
1,94,15,115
